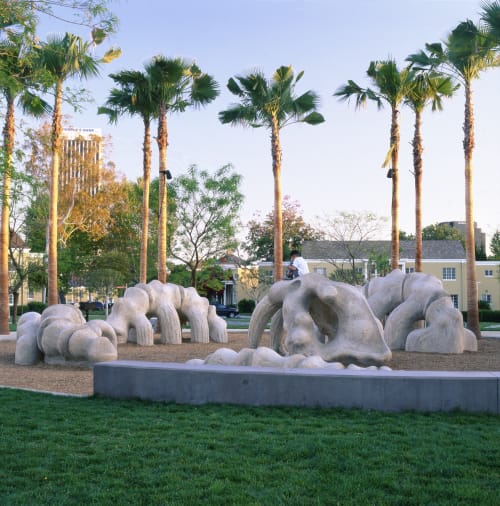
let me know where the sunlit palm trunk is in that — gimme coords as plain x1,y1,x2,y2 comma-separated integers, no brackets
140,119,151,283
48,81,63,305
463,82,480,338
0,97,15,333
413,109,423,272
157,105,168,283
271,119,283,282
390,107,400,270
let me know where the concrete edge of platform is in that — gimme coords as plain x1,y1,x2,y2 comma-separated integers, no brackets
94,360,500,413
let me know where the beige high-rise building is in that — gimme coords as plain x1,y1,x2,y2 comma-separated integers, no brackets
61,128,103,196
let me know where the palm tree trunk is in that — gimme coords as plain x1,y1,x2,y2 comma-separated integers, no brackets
48,81,63,305
157,104,168,284
0,96,15,334
390,107,400,271
140,118,152,284
463,81,480,339
413,109,423,272
271,118,283,282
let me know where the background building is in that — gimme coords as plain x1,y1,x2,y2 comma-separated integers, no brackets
61,128,103,196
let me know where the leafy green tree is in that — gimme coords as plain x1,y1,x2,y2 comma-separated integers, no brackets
422,223,465,243
220,65,324,282
335,59,416,271
407,20,500,338
404,71,457,272
145,56,219,283
168,164,243,289
490,230,500,259
0,33,49,333
34,31,120,305
99,70,156,283
195,260,232,301
245,197,323,261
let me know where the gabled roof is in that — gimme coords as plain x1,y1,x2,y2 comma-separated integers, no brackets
302,240,465,260
9,230,26,249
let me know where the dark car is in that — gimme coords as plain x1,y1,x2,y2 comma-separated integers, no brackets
212,303,239,318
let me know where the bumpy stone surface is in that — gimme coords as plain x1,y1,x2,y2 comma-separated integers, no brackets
106,280,227,346
248,273,391,365
15,305,117,366
363,270,477,353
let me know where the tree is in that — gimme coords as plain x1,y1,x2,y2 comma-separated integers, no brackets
219,65,324,282
99,70,156,283
168,164,243,288
145,56,219,283
407,20,500,338
245,196,324,261
34,31,120,305
422,223,465,243
0,33,49,334
0,1,117,37
335,59,416,271
404,71,457,272
321,211,388,285
490,230,500,260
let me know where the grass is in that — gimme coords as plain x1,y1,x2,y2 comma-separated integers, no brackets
1,389,500,505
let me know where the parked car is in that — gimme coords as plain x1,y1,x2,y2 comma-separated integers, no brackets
211,303,239,318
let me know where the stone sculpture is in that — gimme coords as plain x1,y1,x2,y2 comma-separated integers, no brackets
15,304,117,366
248,273,392,365
363,269,477,353
106,280,227,346
186,346,392,371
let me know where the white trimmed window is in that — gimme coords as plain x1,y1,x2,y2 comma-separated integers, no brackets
450,294,459,309
484,269,493,277
314,267,327,277
482,294,492,304
405,267,414,274
442,267,456,281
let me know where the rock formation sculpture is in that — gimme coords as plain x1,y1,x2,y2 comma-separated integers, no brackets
15,304,117,366
186,346,392,371
363,270,477,353
106,280,227,346
248,273,392,365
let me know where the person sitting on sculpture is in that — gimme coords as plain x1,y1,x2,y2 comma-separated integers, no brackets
286,250,309,279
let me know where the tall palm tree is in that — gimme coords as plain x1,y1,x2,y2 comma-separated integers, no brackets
335,59,415,271
145,56,218,283
407,20,500,339
98,70,155,284
35,32,120,305
219,65,324,282
404,71,457,272
0,34,49,334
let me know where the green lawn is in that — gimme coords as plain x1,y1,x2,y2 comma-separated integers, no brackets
1,389,499,505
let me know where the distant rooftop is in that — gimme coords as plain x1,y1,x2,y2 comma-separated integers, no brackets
302,240,466,260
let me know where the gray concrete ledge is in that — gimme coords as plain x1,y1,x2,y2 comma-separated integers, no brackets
94,361,500,413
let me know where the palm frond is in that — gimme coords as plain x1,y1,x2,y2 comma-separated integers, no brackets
218,104,259,126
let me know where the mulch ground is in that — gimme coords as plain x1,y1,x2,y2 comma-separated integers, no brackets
1,332,500,396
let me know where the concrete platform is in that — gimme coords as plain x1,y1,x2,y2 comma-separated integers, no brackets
94,361,500,413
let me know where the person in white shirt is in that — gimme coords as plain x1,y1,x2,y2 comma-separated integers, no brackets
286,250,309,278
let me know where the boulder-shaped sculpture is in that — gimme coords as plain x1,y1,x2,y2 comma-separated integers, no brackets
106,280,227,346
248,273,391,365
363,270,476,353
15,304,117,365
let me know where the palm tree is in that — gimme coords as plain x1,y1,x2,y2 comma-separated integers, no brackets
145,56,219,283
335,59,415,271
35,32,120,305
407,20,500,339
219,65,324,282
404,71,457,272
0,34,49,333
99,70,155,284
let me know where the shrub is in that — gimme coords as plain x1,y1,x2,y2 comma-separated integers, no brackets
462,310,500,323
478,300,491,310
26,301,47,314
238,299,256,314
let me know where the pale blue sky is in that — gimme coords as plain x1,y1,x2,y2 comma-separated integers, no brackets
36,0,500,244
